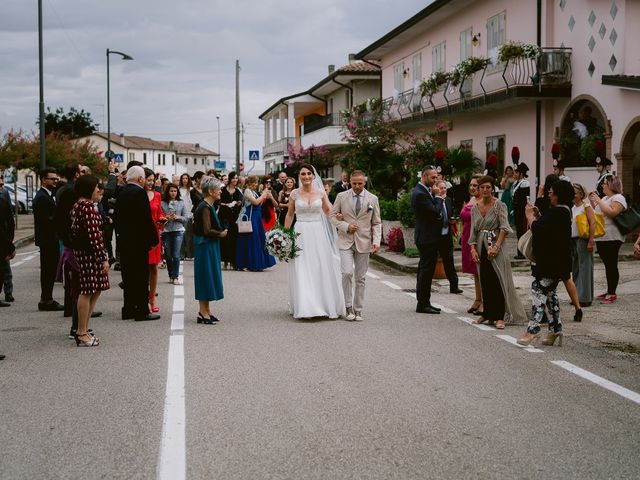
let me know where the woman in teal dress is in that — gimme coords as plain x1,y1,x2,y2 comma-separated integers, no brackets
193,176,228,324
500,165,515,226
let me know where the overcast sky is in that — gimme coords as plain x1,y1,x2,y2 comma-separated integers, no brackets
1,0,431,166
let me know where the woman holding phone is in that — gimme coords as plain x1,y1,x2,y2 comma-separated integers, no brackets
145,168,166,312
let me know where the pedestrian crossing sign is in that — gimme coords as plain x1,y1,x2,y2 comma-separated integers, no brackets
249,150,260,161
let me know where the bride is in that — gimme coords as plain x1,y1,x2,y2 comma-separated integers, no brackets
284,164,345,319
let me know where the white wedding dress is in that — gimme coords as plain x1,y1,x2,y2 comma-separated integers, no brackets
288,190,345,319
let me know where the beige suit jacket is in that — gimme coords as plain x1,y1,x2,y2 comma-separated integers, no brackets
329,189,382,253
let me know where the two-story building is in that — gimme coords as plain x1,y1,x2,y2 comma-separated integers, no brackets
260,55,381,176
80,133,219,178
355,0,640,197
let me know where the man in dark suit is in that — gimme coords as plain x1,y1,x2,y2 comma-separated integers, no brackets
0,176,15,303
0,188,16,308
114,165,160,321
272,171,288,195
435,180,462,294
331,171,350,202
411,166,443,314
33,167,64,311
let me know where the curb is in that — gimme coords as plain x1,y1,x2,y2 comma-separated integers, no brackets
14,235,34,250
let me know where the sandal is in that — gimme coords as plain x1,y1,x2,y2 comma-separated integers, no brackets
495,320,505,330
197,313,216,325
467,301,481,314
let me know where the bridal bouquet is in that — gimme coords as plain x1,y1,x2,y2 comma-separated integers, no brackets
265,225,302,262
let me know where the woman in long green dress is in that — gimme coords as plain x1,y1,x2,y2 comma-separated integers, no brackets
193,176,228,324
500,165,515,226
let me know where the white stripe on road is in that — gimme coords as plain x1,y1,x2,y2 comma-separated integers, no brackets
171,313,184,331
174,285,184,297
457,316,495,331
551,360,640,406
495,334,545,353
15,250,39,256
366,272,380,279
172,297,185,312
10,253,37,268
431,303,457,314
157,335,186,480
381,280,402,290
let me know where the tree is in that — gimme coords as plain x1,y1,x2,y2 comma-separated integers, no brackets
41,107,99,138
0,130,105,176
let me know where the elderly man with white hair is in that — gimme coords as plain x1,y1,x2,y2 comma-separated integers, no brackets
114,165,161,321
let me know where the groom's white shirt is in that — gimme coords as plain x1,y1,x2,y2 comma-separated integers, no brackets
329,188,382,253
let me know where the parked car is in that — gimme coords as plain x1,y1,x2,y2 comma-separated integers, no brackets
3,184,32,213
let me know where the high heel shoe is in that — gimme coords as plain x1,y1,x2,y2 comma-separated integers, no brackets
573,309,583,322
74,333,99,347
209,315,220,323
540,332,563,346
467,301,481,314
197,313,215,325
517,332,540,346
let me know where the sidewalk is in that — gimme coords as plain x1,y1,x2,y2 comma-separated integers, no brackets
12,214,34,249
373,234,640,353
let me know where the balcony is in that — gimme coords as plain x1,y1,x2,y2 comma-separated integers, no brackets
385,48,572,122
263,137,294,157
300,113,349,148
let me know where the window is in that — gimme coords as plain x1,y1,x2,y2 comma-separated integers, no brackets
460,139,473,150
143,152,147,165
344,89,351,110
432,42,446,73
485,135,506,173
157,153,161,166
328,98,334,114
460,28,473,61
162,154,166,166
171,154,175,166
487,12,506,66
393,62,405,93
185,158,189,165
202,158,205,165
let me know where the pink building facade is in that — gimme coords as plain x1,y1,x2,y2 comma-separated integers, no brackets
356,0,640,199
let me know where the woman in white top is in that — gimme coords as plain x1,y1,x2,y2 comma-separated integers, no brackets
571,183,595,314
589,176,627,303
178,173,194,260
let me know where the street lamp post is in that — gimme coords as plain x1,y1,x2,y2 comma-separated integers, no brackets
106,49,133,161
216,115,221,169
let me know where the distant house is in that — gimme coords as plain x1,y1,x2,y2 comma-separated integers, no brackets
260,55,381,175
355,0,640,197
80,133,219,178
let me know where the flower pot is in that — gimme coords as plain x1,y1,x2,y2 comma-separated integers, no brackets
401,226,415,249
434,258,446,279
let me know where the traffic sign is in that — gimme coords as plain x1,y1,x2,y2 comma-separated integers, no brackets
214,160,226,170
105,150,114,159
248,150,260,161
113,153,124,163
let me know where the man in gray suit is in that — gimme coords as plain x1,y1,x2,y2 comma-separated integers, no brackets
329,170,381,321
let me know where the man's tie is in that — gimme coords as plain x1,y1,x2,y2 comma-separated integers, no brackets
355,194,362,215
441,198,448,227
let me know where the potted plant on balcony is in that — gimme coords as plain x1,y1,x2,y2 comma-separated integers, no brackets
420,71,451,96
498,41,541,62
450,57,491,87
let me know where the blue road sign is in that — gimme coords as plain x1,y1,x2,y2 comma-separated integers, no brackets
113,153,124,163
214,160,226,170
248,150,260,161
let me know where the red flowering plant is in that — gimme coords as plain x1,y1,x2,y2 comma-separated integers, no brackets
386,226,405,252
401,134,439,191
285,143,334,173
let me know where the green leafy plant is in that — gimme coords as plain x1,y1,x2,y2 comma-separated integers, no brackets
446,146,482,181
397,191,415,227
403,246,420,258
380,199,399,221
420,71,450,96
450,57,491,86
498,41,541,62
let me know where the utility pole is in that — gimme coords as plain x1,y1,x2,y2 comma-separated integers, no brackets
241,122,245,168
235,60,241,173
38,0,46,171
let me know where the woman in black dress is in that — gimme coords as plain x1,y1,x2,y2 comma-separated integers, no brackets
219,171,243,269
277,177,296,226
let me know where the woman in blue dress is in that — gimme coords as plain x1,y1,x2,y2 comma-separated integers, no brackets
193,176,227,324
235,175,276,271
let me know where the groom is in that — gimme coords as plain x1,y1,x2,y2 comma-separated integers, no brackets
329,170,382,321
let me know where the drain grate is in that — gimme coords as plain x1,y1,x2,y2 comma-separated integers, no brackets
1,326,39,332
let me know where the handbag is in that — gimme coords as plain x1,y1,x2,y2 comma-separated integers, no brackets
613,204,640,236
237,205,253,233
517,229,535,263
575,209,605,239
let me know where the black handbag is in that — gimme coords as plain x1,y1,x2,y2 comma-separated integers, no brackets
613,204,640,236
70,217,91,251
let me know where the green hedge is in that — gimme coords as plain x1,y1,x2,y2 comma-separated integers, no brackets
380,199,399,221
397,192,415,227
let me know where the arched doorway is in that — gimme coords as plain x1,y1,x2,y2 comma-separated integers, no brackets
558,97,610,167
617,118,640,203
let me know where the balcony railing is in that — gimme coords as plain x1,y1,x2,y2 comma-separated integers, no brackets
263,137,294,156
303,113,348,135
384,47,572,120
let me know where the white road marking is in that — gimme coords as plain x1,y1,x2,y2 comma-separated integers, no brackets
405,292,417,299
172,297,185,312
10,253,37,268
495,334,545,353
11,261,24,267
366,272,380,279
457,316,495,331
551,360,640,406
15,250,39,256
381,280,402,290
174,285,184,297
157,335,186,480
431,303,456,314
171,313,184,331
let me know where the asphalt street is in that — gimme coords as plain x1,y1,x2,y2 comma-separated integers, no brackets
1,242,639,480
